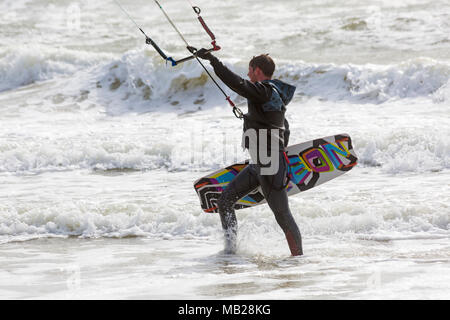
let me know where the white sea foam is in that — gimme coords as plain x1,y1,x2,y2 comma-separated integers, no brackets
0,169,448,245
356,129,450,174
2,43,449,103
0,45,112,93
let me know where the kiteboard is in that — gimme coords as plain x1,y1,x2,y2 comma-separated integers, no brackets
194,133,358,213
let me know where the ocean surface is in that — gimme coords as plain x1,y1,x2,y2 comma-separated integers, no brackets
0,0,449,299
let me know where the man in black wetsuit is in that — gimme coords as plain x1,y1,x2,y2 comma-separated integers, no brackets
196,50,303,256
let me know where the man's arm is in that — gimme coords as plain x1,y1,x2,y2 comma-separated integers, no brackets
284,118,290,147
196,50,271,103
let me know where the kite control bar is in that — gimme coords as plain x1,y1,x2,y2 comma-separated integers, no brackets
114,0,214,67
114,0,243,119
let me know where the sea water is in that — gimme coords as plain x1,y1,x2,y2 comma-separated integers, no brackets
0,0,449,299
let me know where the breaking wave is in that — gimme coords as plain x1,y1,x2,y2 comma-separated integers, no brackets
1,47,449,104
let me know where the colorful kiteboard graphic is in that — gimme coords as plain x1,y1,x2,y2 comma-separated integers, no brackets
194,133,358,213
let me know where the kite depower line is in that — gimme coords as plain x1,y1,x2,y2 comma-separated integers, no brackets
113,0,243,119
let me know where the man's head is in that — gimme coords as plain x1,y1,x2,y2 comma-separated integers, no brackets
248,54,275,83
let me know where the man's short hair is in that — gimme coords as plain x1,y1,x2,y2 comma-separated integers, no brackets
249,54,275,78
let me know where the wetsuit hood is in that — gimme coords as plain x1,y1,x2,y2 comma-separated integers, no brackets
264,79,296,106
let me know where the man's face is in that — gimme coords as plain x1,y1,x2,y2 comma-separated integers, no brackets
247,65,257,83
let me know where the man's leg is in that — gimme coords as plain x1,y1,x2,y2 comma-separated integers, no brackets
217,164,260,253
258,152,303,256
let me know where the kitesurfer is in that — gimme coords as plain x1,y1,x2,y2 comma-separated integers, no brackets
196,50,303,256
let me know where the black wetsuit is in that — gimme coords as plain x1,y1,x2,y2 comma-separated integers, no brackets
207,55,303,256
